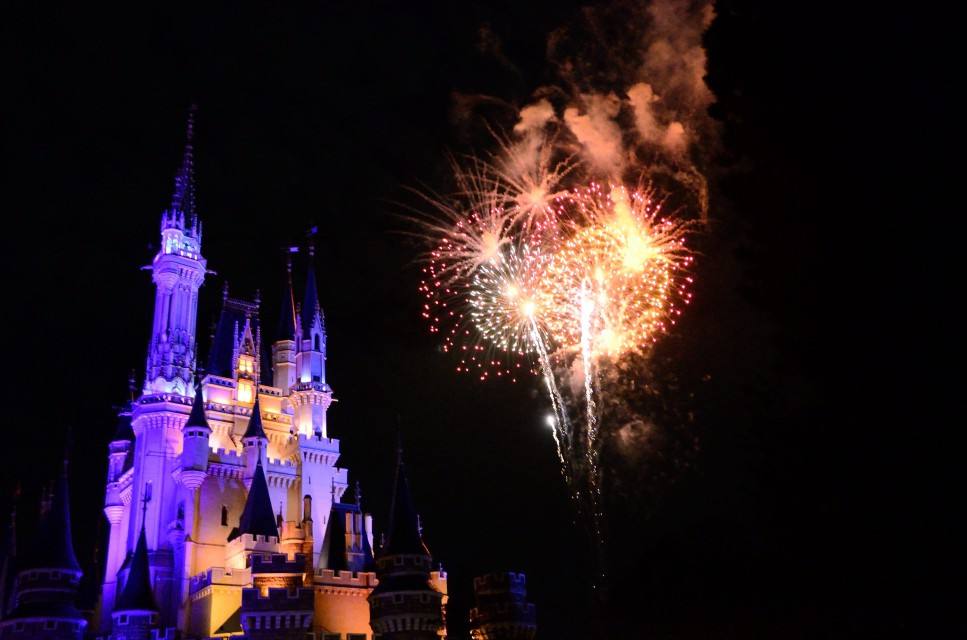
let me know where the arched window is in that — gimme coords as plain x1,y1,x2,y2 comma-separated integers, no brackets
221,506,229,526
313,335,321,351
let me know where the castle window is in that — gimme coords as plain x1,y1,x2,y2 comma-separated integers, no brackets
393,594,404,604
13,622,24,632
177,503,185,521
393,556,404,566
44,621,56,630
118,614,129,625
221,505,229,526
348,635,367,640
323,634,340,640
314,335,321,351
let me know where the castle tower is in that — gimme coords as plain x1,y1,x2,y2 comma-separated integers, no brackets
241,398,269,488
271,254,298,392
110,507,160,640
225,454,279,570
144,107,207,396
291,248,332,437
468,573,537,640
368,447,447,639
0,462,87,640
313,483,377,638
100,408,135,627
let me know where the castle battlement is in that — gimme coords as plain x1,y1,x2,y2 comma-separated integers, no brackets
315,569,378,589
212,447,242,460
241,586,314,610
250,553,307,574
190,566,252,593
473,571,527,596
266,457,296,469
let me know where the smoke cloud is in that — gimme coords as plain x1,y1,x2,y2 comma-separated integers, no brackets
519,0,716,220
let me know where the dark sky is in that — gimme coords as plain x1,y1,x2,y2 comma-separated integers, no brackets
0,1,958,638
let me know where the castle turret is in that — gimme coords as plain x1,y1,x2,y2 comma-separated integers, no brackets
242,398,269,487
320,483,374,574
144,107,206,396
0,461,87,640
291,247,332,437
180,384,211,492
110,514,159,640
469,572,537,640
226,455,279,569
368,446,446,639
101,405,136,627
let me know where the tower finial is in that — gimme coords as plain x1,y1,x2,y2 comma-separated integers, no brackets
128,369,138,402
170,105,197,221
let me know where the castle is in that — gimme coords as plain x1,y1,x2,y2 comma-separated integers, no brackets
0,112,454,640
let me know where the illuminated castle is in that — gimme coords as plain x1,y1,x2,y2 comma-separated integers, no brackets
0,112,448,640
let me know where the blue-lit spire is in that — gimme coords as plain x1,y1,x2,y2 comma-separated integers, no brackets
164,104,199,238
116,499,157,613
301,244,324,339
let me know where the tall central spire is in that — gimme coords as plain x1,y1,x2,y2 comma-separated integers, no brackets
167,104,198,234
145,107,207,395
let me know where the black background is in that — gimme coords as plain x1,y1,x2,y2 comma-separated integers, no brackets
0,1,958,637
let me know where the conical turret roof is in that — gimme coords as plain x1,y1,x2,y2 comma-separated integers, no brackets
301,251,324,339
235,458,278,540
242,396,267,440
185,387,210,430
383,449,430,557
115,523,157,612
22,463,81,573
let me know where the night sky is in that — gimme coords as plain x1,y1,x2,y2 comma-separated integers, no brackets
1,2,958,638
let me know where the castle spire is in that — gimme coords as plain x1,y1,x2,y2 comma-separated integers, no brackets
278,251,297,343
384,441,430,557
185,379,210,430
301,241,324,340
145,107,207,395
24,456,82,573
169,104,197,231
116,496,157,613
242,396,267,440
236,454,278,540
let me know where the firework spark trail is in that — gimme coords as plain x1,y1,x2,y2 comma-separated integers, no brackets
531,318,570,469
